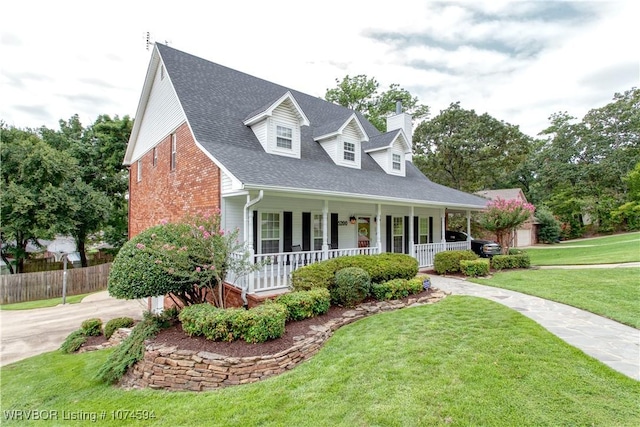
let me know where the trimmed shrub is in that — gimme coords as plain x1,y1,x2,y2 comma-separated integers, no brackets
95,313,165,384
371,275,424,301
275,288,331,321
179,304,243,341
291,253,418,291
460,259,490,277
235,301,287,343
81,318,103,336
290,261,336,291
179,302,288,343
332,267,371,307
104,317,135,340
491,253,531,270
434,250,478,275
60,330,88,354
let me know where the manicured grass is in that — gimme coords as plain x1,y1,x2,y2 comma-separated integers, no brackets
2,296,638,426
0,292,96,310
472,268,640,328
526,232,640,265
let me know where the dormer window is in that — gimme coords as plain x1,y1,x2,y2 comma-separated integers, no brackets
276,125,293,150
343,141,355,162
392,153,402,170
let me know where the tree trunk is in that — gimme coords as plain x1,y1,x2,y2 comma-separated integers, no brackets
77,238,88,267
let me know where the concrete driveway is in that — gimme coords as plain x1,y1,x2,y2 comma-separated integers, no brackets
0,292,146,366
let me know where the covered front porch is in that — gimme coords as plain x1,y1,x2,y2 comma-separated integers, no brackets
222,190,477,295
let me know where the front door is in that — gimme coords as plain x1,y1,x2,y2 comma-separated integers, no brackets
357,217,371,248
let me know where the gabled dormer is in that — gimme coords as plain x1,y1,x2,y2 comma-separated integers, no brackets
313,113,369,169
244,91,310,159
365,130,412,176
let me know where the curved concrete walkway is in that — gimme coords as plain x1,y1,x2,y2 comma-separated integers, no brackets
0,292,146,367
429,275,640,381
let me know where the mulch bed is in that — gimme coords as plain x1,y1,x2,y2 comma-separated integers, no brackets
151,288,436,358
78,286,439,359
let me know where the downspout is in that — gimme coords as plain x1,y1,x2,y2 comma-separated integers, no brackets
241,190,263,308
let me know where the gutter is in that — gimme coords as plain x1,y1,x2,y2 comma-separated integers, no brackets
241,190,263,307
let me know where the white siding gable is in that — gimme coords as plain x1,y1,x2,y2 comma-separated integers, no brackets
337,121,362,169
246,97,305,159
131,60,186,162
367,133,409,176
315,114,367,170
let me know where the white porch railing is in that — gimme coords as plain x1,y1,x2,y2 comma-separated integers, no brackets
413,241,471,269
227,246,381,294
228,242,468,295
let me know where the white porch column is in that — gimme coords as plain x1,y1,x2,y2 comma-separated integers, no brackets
322,200,329,259
409,206,415,257
376,204,382,252
440,209,446,243
466,210,471,240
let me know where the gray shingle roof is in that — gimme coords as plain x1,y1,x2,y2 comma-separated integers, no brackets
155,44,487,208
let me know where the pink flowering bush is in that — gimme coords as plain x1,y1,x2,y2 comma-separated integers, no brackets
477,197,535,254
108,212,253,308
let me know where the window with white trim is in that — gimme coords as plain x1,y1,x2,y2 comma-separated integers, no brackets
343,141,355,161
392,153,402,170
276,125,293,150
419,217,429,244
261,212,281,254
136,160,142,182
170,133,177,171
393,217,404,253
313,214,323,250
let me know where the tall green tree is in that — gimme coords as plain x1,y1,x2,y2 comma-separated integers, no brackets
325,75,429,132
40,114,132,266
0,126,77,273
412,102,533,193
533,88,640,234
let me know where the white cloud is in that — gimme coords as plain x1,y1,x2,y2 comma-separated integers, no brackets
1,0,637,138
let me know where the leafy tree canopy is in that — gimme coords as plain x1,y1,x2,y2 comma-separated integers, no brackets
413,102,533,193
325,75,429,132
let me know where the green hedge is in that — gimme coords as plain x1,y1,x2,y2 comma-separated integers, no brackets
291,253,418,291
234,302,287,344
81,318,103,336
460,259,490,277
491,253,531,270
179,302,287,343
275,288,331,321
333,267,371,307
434,250,478,274
371,275,427,301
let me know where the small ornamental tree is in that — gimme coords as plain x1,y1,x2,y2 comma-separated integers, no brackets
108,211,256,308
477,197,535,254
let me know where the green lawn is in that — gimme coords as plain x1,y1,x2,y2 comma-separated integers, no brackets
0,292,95,310
526,232,640,265
2,296,638,426
471,268,640,328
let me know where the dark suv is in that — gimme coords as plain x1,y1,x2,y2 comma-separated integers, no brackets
445,230,502,258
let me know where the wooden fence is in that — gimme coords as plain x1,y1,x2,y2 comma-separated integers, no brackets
0,263,112,304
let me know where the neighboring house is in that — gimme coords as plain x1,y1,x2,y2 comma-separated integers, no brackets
124,44,488,304
475,188,537,247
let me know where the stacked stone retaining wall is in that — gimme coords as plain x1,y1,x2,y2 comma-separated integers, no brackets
121,290,447,392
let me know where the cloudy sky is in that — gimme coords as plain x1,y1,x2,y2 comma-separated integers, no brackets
1,0,638,138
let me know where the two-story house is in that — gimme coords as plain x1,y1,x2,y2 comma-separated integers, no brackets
124,43,488,304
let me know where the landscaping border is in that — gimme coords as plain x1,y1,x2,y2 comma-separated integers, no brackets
119,289,447,392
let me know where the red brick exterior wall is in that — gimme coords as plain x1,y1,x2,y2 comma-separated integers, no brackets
128,122,221,238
